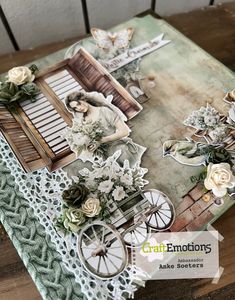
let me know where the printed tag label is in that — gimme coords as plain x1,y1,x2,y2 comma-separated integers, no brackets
134,231,219,280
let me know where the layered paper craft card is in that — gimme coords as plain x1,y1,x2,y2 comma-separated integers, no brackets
0,14,235,299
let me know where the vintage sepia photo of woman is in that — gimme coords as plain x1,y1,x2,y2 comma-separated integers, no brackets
63,91,146,167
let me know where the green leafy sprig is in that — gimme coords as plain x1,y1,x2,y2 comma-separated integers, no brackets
190,168,207,184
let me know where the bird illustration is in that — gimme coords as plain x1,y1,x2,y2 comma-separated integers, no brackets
163,139,234,167
163,140,206,166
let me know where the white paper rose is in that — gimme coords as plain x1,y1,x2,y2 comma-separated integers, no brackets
98,179,114,193
112,186,126,201
82,198,102,217
8,66,35,85
204,163,235,197
120,173,133,186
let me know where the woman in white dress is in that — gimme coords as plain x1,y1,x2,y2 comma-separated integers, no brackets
64,91,145,167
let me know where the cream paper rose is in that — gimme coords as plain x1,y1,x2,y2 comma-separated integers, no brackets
82,198,102,217
98,180,114,193
112,186,126,201
8,66,35,85
204,163,235,197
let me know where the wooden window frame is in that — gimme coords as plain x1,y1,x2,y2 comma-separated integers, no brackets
0,48,142,173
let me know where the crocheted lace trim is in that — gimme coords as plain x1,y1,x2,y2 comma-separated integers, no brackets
0,134,140,300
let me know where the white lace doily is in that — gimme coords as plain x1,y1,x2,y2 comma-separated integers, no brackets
0,134,140,300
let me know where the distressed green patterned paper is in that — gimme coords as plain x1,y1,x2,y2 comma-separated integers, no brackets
0,14,234,299
66,14,235,222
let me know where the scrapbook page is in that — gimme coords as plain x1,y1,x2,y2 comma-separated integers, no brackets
0,14,235,300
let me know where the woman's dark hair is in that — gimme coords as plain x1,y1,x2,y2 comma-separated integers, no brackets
65,91,112,114
65,92,87,112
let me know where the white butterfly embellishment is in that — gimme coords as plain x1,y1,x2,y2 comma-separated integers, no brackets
91,27,134,50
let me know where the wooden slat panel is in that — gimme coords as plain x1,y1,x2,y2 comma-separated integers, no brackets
0,48,141,173
15,106,55,160
36,78,73,126
19,68,76,171
0,105,49,172
44,69,84,104
20,89,70,157
68,48,142,119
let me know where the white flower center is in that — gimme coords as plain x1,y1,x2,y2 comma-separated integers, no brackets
212,169,230,186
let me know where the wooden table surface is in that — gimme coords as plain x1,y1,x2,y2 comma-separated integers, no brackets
0,2,234,300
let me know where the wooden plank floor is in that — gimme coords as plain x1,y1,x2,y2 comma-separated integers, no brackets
0,2,235,300
166,2,235,72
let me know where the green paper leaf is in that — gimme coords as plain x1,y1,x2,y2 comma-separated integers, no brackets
10,90,25,102
29,64,39,74
21,82,40,96
0,91,12,100
0,82,19,96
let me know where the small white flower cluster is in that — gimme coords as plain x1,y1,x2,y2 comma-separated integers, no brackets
78,150,149,202
184,104,220,130
209,124,228,142
62,119,103,156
